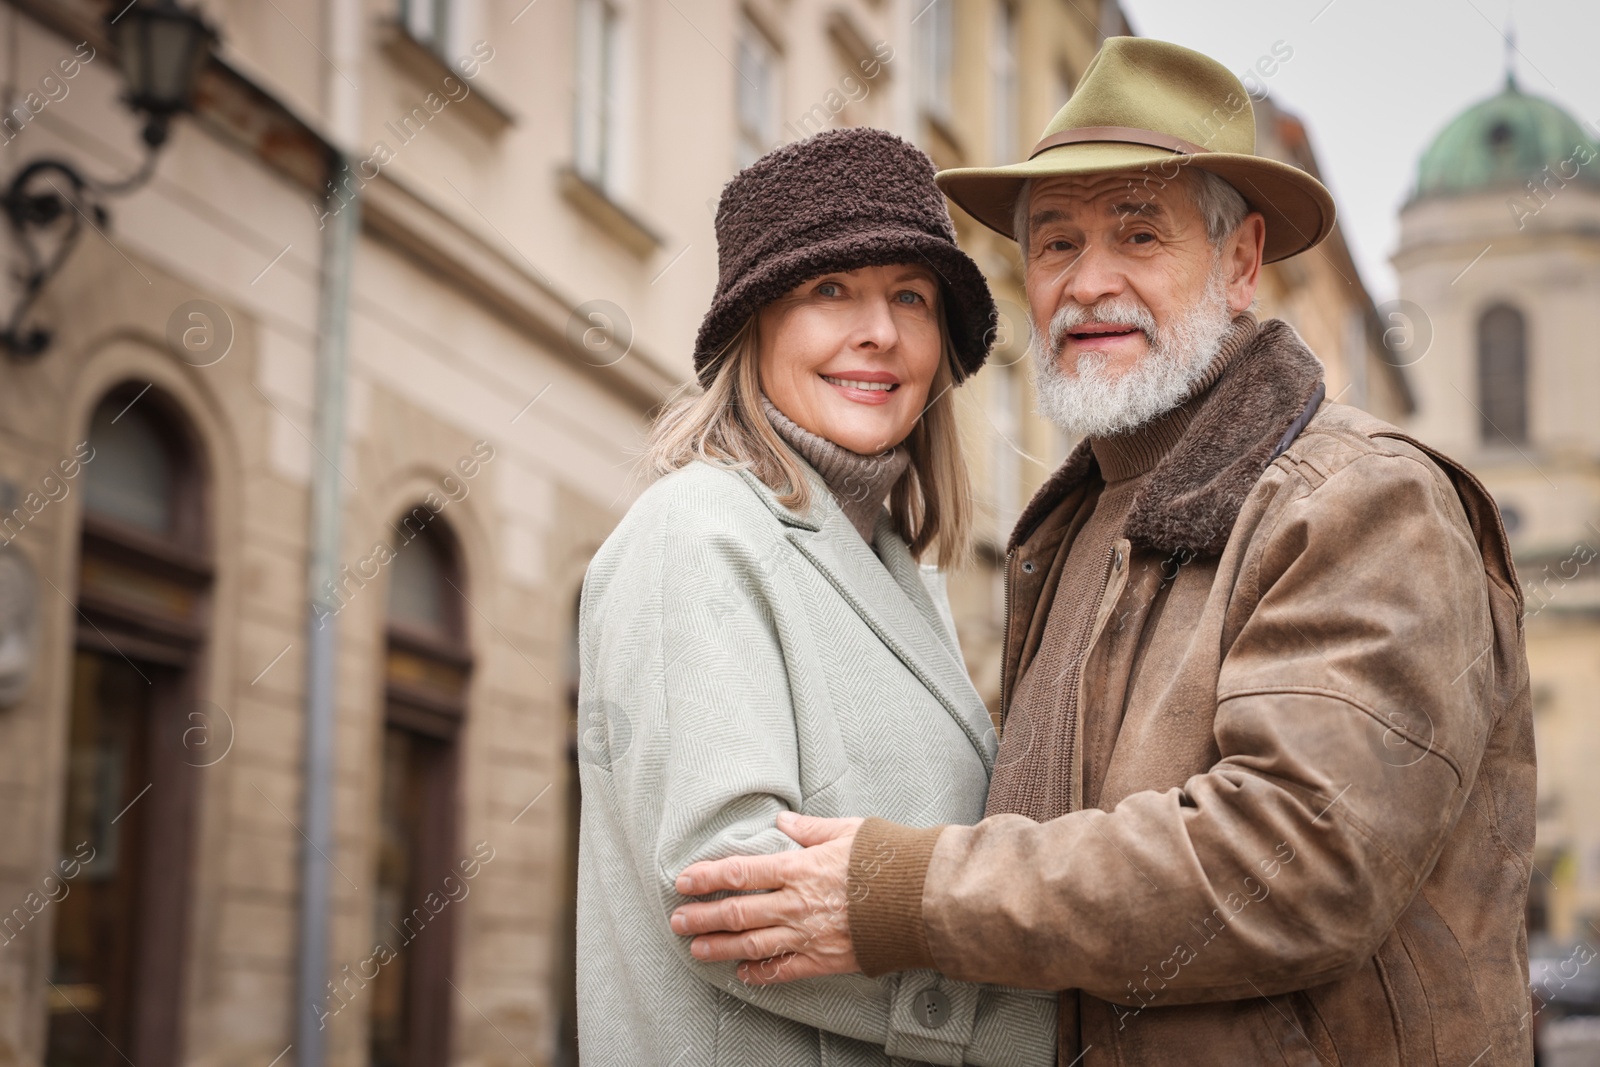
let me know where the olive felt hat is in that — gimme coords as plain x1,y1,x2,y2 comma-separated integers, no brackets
692,127,998,387
935,37,1337,264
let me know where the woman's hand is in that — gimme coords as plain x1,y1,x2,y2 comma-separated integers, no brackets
671,812,863,985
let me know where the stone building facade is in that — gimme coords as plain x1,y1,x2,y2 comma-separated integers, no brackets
0,2,1407,1067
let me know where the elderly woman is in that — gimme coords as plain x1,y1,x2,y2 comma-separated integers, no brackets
575,128,1057,1066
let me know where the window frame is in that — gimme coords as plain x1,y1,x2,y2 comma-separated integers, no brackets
914,0,955,125
399,0,480,65
734,14,782,170
1476,302,1530,446
574,0,623,193
991,0,1019,163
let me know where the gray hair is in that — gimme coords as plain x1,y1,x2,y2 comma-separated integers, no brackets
1012,167,1250,262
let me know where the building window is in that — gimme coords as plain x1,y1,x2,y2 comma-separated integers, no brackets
50,383,212,1067
991,1,1019,163
83,402,174,533
401,0,449,50
574,0,621,191
1477,303,1528,444
735,17,780,169
370,519,470,1067
914,0,954,124
400,0,477,61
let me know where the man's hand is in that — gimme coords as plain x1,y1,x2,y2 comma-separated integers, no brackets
671,812,863,985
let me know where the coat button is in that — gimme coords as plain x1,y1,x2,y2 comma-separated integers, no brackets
1020,559,1035,574
913,987,951,1029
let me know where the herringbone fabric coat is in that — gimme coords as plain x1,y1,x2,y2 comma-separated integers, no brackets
576,458,1058,1067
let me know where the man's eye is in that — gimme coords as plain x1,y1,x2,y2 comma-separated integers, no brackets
1129,232,1155,245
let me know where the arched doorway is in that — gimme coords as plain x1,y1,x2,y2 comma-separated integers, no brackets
48,383,212,1067
368,512,471,1067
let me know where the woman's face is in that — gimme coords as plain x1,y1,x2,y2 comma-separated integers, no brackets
757,264,944,455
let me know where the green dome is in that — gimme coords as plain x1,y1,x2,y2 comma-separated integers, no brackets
1412,76,1600,202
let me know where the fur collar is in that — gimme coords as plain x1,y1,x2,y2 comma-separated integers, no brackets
1009,318,1326,558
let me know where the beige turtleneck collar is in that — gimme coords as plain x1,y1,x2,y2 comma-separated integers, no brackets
1090,312,1259,484
760,395,911,544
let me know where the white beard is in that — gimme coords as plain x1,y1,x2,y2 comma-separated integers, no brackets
1030,264,1235,438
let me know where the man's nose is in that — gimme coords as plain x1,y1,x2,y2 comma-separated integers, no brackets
1061,241,1125,308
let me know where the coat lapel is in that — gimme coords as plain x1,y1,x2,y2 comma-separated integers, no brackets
788,515,996,774
732,466,995,773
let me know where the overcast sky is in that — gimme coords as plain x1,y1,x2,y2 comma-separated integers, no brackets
1117,0,1600,301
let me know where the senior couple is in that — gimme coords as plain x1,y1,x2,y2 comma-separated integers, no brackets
576,37,1535,1067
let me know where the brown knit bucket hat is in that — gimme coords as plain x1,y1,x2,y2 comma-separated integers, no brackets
693,127,998,387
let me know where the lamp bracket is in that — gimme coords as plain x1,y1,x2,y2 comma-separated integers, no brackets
0,147,158,359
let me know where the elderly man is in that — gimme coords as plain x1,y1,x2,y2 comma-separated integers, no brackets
670,37,1535,1067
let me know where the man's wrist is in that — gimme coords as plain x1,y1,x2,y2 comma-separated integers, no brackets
846,816,945,976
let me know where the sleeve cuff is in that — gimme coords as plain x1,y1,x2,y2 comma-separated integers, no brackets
847,816,945,977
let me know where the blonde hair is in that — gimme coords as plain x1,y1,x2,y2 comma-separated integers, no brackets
647,316,973,570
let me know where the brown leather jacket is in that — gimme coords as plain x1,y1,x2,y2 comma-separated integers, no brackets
847,321,1536,1066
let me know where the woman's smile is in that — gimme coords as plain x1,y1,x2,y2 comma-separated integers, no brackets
820,370,901,405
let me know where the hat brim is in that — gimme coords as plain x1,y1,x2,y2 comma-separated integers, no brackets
935,143,1336,264
693,223,998,386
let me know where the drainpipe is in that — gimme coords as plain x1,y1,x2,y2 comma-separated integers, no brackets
297,1,362,1065
295,166,357,1067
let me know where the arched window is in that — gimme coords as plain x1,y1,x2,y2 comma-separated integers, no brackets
370,515,470,1067
51,383,211,1067
1477,303,1529,444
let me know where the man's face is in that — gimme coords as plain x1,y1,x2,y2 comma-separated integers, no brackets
1021,169,1260,379
1019,169,1265,436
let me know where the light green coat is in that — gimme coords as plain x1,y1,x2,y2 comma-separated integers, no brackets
575,457,1057,1066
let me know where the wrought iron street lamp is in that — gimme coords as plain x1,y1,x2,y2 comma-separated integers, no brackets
1,0,218,357
107,0,217,149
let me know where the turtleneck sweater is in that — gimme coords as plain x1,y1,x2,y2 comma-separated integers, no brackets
985,312,1259,821
760,395,911,545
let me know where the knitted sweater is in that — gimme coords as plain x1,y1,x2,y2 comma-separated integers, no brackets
761,395,911,545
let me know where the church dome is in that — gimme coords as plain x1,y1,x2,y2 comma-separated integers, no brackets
1411,76,1600,202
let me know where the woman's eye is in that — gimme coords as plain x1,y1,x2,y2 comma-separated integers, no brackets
816,282,841,297
895,290,926,305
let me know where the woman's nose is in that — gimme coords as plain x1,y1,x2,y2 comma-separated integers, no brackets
850,296,900,350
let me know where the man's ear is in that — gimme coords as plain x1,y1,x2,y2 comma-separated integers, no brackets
1225,212,1266,313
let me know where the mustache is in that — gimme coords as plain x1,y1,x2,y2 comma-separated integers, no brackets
1045,298,1160,358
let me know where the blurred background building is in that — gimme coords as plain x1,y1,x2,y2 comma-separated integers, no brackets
0,1,1419,1067
1394,70,1600,952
